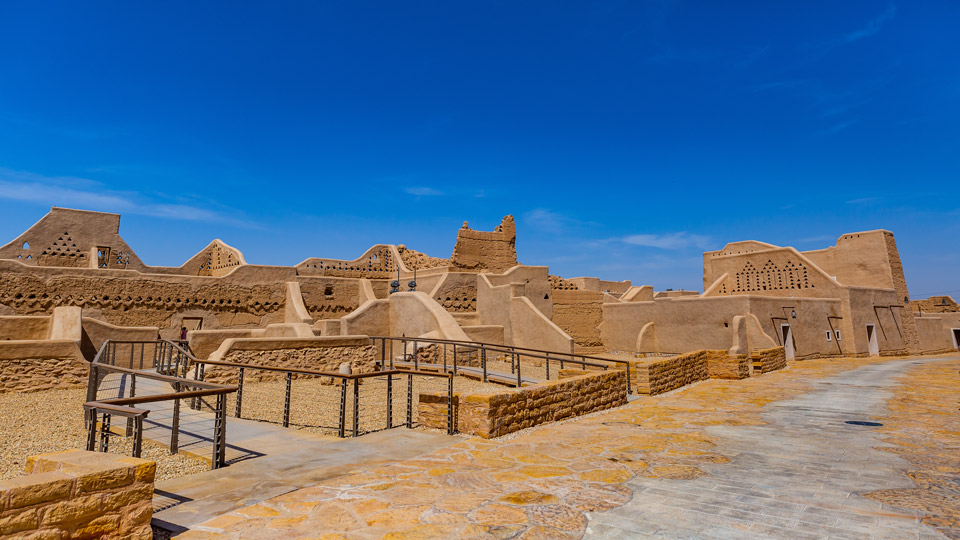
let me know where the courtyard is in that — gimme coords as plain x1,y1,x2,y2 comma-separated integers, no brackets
157,353,960,540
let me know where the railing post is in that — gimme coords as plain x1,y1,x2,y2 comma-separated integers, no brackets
86,364,99,403
443,344,448,372
386,374,393,429
481,347,487,383
389,340,394,369
413,340,419,370
213,393,226,469
517,355,522,388
126,375,137,436
99,413,111,452
546,354,551,380
128,343,134,370
170,382,180,454
626,363,633,395
85,408,97,451
132,415,143,458
352,378,360,437
406,373,413,428
235,368,244,418
447,375,454,435
139,343,145,370
338,378,347,438
381,339,386,369
560,354,565,370
453,344,458,375
283,372,292,428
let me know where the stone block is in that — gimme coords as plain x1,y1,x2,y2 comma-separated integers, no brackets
0,473,74,509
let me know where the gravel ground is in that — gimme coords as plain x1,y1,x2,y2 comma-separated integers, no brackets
226,373,511,436
0,388,208,482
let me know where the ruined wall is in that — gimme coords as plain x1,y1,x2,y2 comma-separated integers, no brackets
202,337,377,383
418,369,627,438
551,289,604,353
0,449,155,539
0,341,87,393
397,245,449,270
450,216,517,273
913,296,959,314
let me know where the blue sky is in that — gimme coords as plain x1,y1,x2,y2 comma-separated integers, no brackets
0,1,957,296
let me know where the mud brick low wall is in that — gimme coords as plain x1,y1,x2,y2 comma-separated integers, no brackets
419,369,627,438
0,340,88,393
0,449,155,539
751,346,786,373
705,350,752,380
203,336,378,383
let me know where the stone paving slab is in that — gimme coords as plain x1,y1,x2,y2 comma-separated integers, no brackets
168,354,960,539
585,358,952,539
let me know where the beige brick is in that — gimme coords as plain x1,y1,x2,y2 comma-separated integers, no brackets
18,529,63,540
69,514,120,540
1,473,74,509
39,494,100,526
101,485,153,512
133,462,156,484
0,506,39,535
75,467,133,493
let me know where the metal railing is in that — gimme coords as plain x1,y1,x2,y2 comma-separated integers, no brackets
160,340,457,437
84,340,236,468
370,336,635,394
192,357,456,436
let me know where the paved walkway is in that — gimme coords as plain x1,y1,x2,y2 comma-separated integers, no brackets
171,355,960,539
586,358,949,539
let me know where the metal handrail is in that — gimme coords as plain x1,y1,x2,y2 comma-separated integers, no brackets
370,335,634,394
165,340,457,437
85,340,236,468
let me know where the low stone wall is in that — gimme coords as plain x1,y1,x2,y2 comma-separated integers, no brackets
0,340,87,393
0,449,155,539
705,350,752,379
751,346,786,373
419,369,627,438
202,336,378,383
632,351,710,395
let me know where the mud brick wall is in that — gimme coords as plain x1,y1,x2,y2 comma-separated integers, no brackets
419,369,627,438
0,449,155,539
751,346,786,373
203,344,377,383
0,341,87,393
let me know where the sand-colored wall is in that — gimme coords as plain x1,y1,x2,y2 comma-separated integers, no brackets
915,316,954,353
202,336,376,383
450,216,517,273
0,315,49,340
0,340,87,393
478,274,573,353
0,449,155,539
551,289,604,353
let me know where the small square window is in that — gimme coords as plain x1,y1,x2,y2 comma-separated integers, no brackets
826,331,832,342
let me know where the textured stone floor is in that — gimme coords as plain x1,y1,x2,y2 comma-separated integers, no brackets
171,354,960,539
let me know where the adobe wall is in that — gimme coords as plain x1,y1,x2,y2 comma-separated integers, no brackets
0,340,87,393
551,289,604,353
418,369,627,438
914,316,954,353
751,346,787,373
839,287,909,356
702,246,842,299
202,336,377,383
450,216,517,273
913,295,959,314
0,207,146,271
0,449,155,539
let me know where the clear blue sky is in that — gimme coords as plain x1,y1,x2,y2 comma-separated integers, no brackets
0,2,957,296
